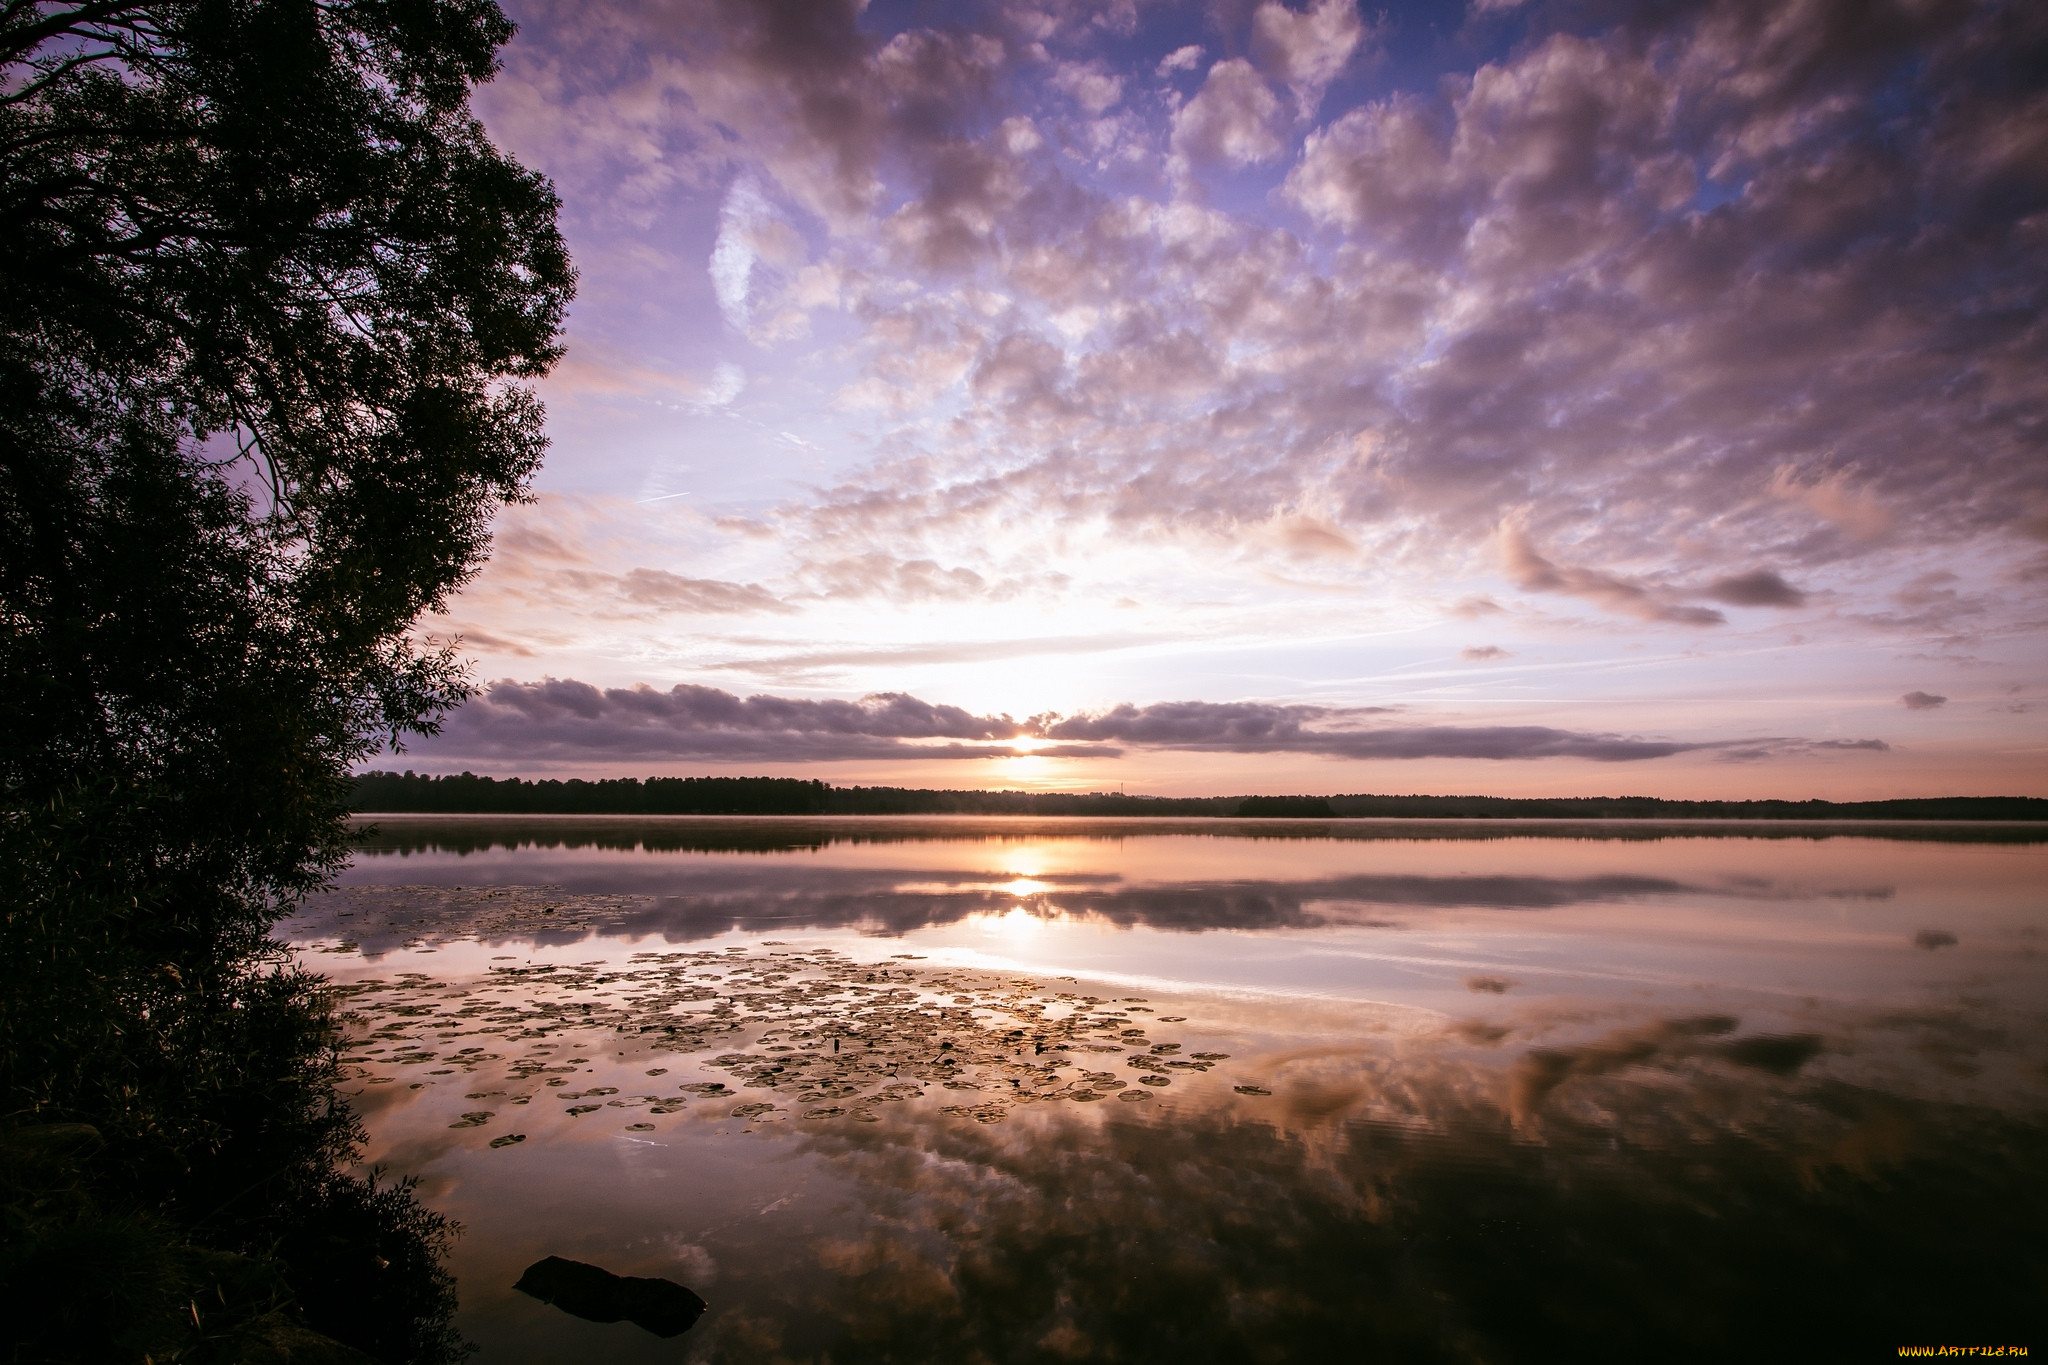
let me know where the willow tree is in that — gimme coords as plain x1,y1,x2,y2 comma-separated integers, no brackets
0,1,570,1357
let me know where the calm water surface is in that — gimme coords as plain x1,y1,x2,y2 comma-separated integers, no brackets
290,818,2048,1362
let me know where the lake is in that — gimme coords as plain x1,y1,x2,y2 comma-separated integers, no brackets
289,817,2048,1362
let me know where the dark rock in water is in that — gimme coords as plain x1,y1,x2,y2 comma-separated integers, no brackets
513,1256,706,1337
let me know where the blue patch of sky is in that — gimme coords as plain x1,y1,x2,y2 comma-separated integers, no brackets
1690,172,1745,214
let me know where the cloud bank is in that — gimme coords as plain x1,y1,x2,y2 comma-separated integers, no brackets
404,681,1887,768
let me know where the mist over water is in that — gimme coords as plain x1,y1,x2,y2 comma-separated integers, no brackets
293,819,2048,1361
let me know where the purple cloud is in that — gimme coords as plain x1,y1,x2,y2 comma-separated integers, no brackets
611,569,794,614
494,0,2048,584
401,682,1889,768
1702,570,1808,609
1501,527,1726,626
685,0,2048,602
1039,700,1757,762
434,678,1041,763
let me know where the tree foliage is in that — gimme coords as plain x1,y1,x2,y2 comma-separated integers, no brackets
0,1,571,1358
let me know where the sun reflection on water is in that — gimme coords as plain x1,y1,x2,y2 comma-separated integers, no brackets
976,905,1046,937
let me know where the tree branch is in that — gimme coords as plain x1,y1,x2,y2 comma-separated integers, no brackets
0,1,151,71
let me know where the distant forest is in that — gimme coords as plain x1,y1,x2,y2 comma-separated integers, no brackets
351,772,2048,821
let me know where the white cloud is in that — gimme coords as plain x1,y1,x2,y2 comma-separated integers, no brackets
1051,61,1124,116
1250,0,1371,119
696,361,747,410
1171,59,1286,168
709,176,772,332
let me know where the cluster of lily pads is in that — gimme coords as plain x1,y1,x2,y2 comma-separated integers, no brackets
326,935,1271,1135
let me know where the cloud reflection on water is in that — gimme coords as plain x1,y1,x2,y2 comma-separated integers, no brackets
417,1007,2047,1362
306,824,2048,1361
761,1066,2045,1360
321,819,1952,951
308,867,1721,951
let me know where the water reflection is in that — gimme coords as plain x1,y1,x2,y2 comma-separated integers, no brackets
299,821,2048,1362
302,868,1714,948
317,821,1996,948
736,1077,2043,1361
352,814,2048,856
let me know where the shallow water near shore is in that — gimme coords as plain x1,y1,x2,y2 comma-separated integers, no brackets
288,818,2048,1362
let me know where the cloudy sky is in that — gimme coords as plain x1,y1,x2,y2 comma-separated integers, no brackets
396,0,2048,798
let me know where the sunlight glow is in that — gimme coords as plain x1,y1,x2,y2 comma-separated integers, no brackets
976,905,1044,938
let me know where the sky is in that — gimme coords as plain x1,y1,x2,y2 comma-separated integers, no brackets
389,0,2048,798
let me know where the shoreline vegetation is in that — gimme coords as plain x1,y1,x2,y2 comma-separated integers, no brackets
351,772,2048,821
3,1,571,1358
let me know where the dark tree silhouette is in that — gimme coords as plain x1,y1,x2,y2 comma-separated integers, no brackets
0,2,571,1358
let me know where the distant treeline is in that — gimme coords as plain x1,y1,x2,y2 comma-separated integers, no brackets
349,772,2048,820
